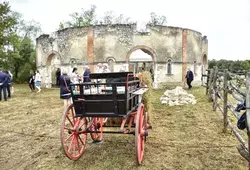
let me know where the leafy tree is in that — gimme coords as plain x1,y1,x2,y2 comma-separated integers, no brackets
148,12,167,26
208,59,250,73
60,5,97,28
102,11,115,25
100,11,133,25
240,60,250,71
0,2,41,82
0,2,17,69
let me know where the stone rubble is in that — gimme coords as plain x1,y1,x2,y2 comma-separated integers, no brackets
160,86,196,106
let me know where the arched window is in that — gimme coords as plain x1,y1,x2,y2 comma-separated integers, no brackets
193,60,197,75
106,58,116,72
166,59,172,75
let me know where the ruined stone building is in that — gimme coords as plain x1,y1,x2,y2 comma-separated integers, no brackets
36,24,208,88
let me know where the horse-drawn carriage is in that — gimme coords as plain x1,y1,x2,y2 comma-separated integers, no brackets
60,72,150,164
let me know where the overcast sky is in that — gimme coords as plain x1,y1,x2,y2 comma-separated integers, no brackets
7,0,250,60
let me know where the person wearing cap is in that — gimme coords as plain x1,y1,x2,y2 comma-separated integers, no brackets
0,68,8,101
185,68,194,89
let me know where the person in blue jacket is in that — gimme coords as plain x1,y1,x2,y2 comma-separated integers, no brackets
186,68,194,89
5,70,11,98
0,68,8,101
60,69,72,110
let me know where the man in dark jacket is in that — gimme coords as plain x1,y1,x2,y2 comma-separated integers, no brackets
0,68,8,101
186,68,194,89
5,70,11,98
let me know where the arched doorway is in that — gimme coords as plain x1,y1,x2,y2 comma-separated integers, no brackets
126,46,156,78
46,51,61,87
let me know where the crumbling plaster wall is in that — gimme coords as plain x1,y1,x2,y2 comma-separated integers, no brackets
36,24,208,88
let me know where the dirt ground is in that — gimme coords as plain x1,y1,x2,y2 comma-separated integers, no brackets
0,84,248,170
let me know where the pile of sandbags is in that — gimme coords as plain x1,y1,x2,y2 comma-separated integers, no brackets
160,86,196,106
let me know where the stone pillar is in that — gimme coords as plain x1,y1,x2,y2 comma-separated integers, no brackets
87,26,94,72
182,29,187,87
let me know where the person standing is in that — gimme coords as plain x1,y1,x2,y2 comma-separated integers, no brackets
83,66,91,89
60,69,72,110
4,71,11,98
70,67,80,84
8,70,14,94
83,66,91,83
28,72,35,92
102,63,111,73
95,63,103,86
0,68,8,101
35,70,42,93
186,68,194,89
56,68,61,87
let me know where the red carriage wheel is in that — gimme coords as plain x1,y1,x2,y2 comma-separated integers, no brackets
135,103,146,164
90,117,103,142
61,104,88,160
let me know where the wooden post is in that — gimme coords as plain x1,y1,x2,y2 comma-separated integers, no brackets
206,69,210,95
246,72,250,167
208,68,214,100
213,66,218,111
201,66,204,86
223,69,228,131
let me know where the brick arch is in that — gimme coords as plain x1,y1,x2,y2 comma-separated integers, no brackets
126,45,157,62
46,50,61,65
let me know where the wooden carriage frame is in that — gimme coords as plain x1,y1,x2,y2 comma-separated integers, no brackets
60,72,150,164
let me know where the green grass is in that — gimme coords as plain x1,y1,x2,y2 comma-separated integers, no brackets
0,85,248,170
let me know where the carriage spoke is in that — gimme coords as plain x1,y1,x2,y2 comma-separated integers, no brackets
65,133,73,142
64,127,73,131
66,115,74,127
68,135,74,153
78,119,87,130
76,135,81,154
78,134,86,146
73,136,76,156
70,107,76,124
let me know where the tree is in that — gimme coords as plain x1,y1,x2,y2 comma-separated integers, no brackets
102,11,115,25
0,2,17,69
0,2,41,82
60,5,97,28
148,12,167,26
240,60,250,71
100,11,133,25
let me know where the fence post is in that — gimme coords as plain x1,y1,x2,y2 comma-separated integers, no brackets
206,69,210,95
213,66,218,111
246,72,250,167
223,69,228,131
208,68,214,100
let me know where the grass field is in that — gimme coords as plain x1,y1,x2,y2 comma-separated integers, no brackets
0,84,248,170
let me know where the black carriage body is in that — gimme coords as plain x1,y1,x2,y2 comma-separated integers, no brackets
70,72,140,118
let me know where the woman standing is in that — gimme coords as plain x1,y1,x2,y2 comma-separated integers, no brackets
34,70,42,93
28,72,35,92
60,69,72,110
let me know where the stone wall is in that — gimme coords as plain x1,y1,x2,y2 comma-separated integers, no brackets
36,24,208,88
